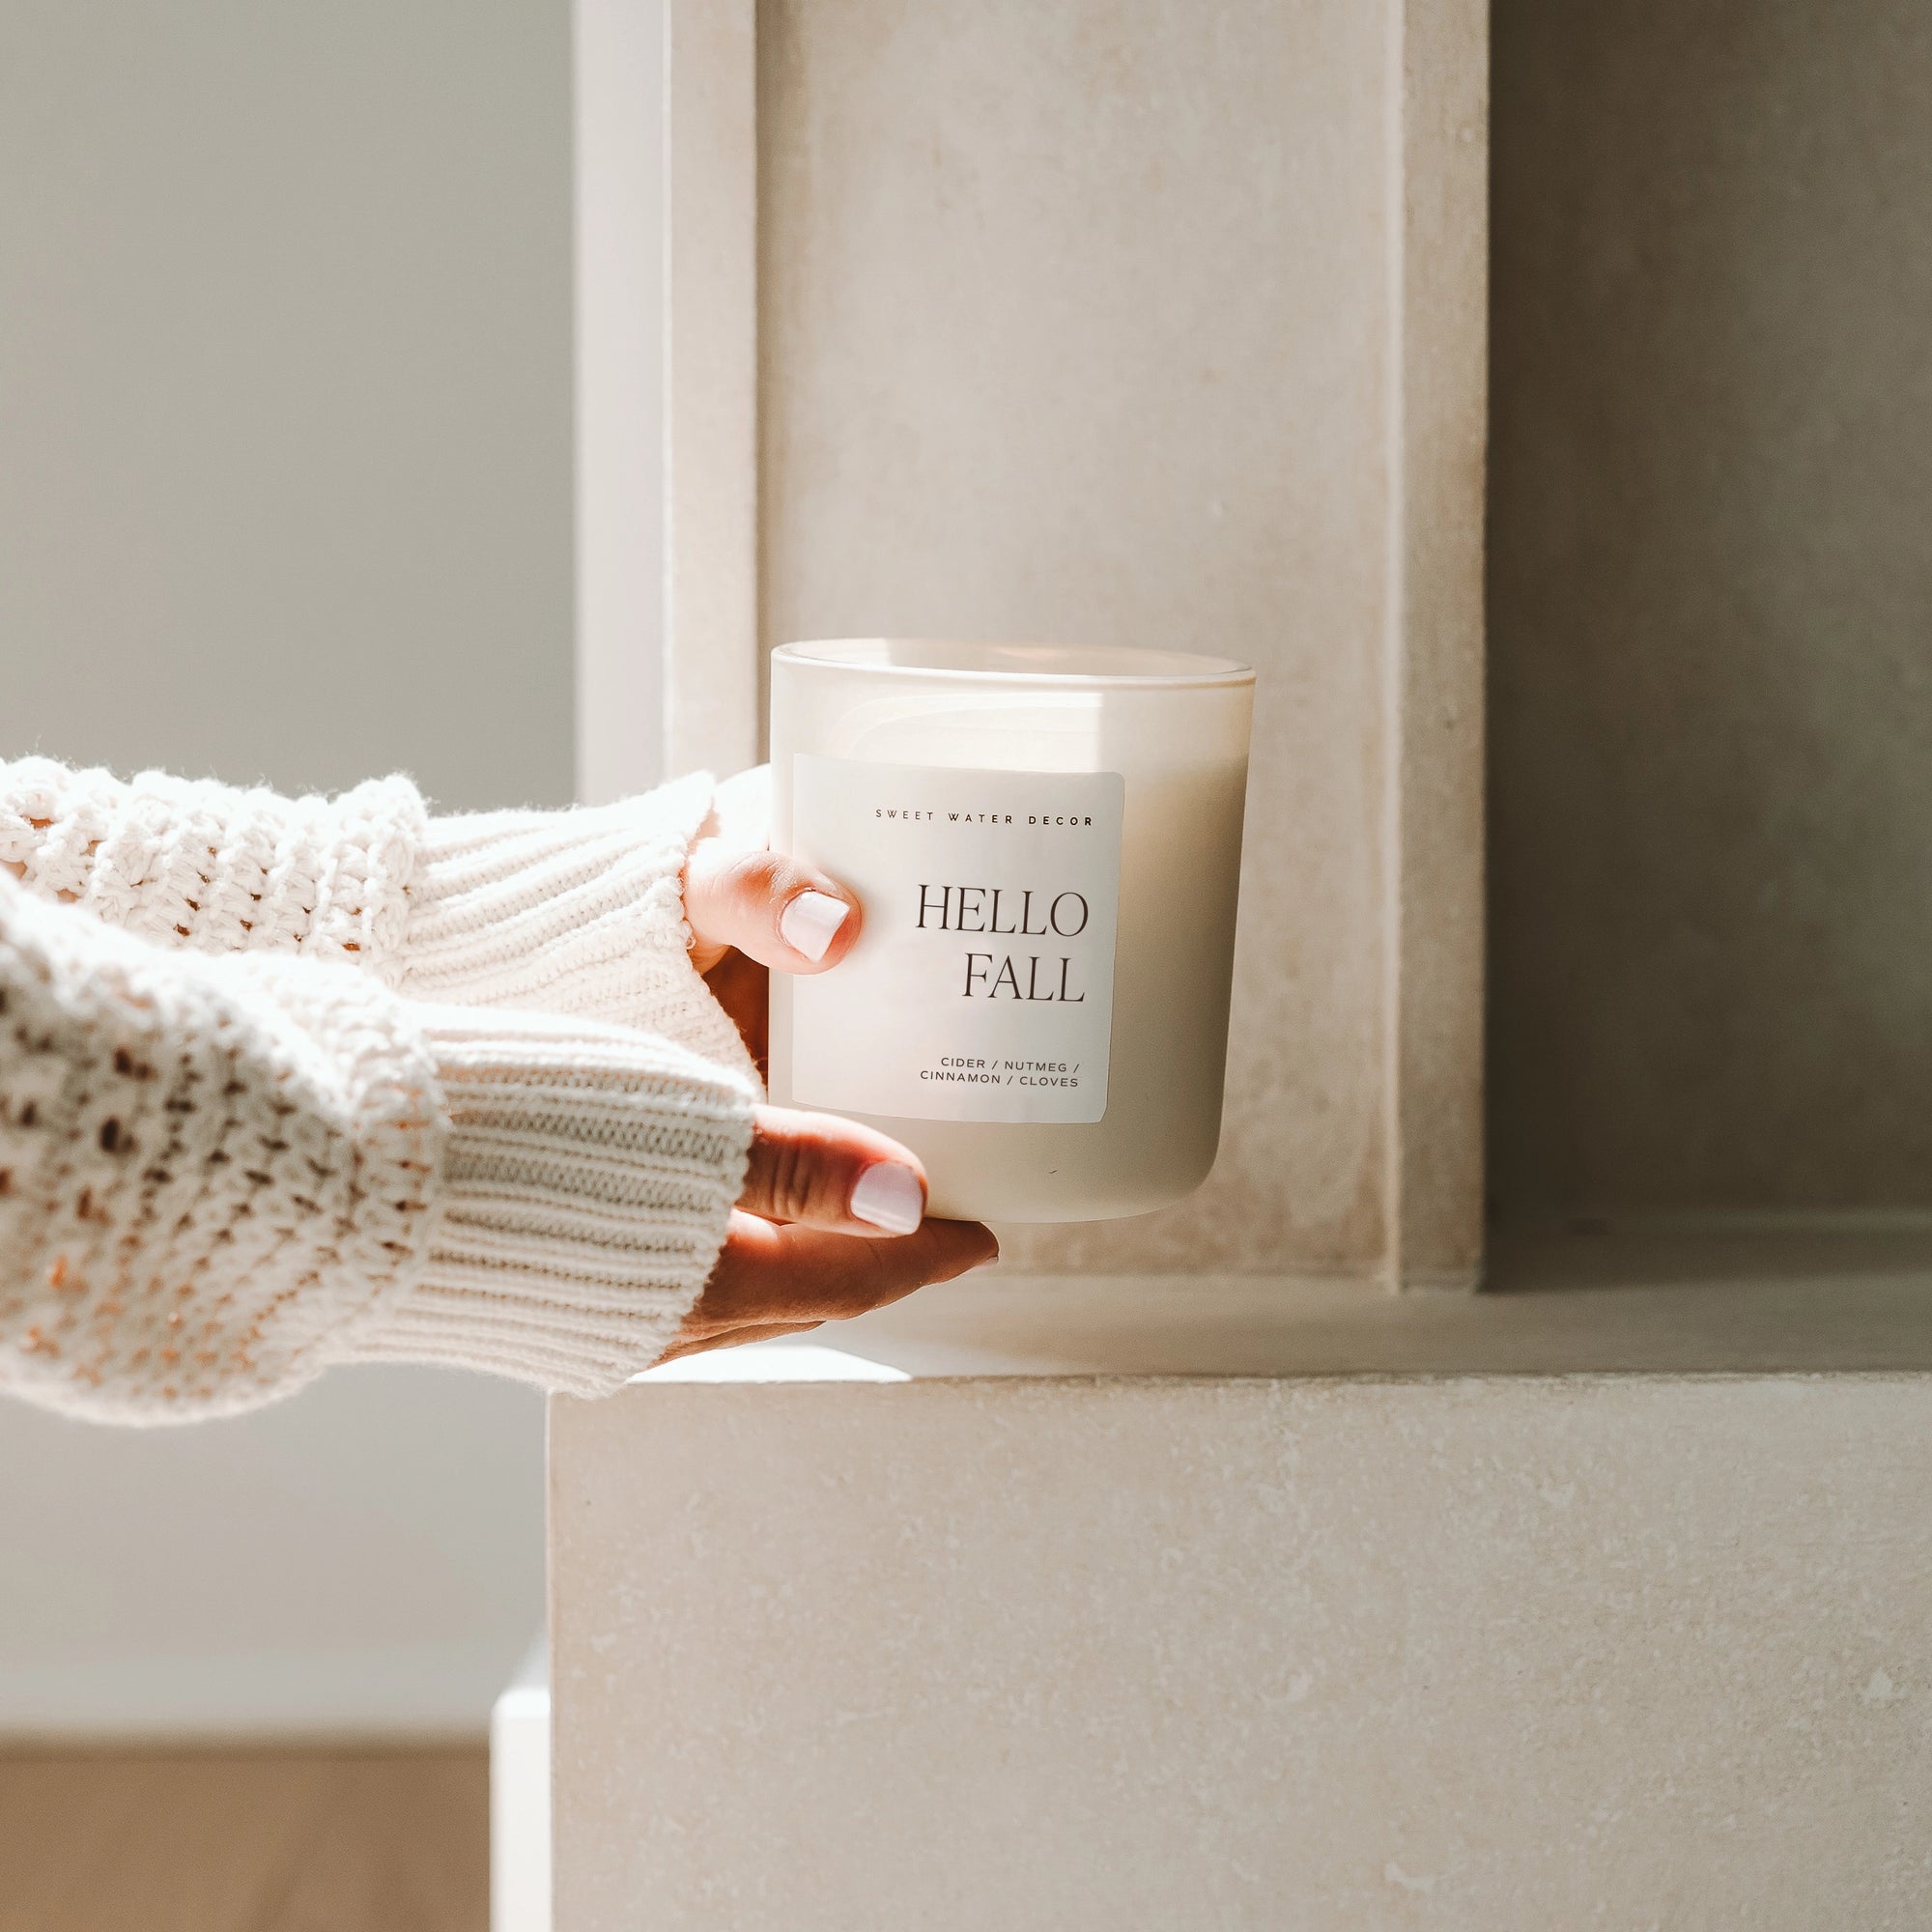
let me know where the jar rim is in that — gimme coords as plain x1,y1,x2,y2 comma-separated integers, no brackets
772,638,1255,690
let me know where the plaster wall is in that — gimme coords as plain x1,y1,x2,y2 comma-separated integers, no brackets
0,0,568,1731
756,0,1486,1282
1489,0,1932,1220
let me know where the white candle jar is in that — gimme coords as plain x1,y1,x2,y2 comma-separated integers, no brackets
769,639,1254,1223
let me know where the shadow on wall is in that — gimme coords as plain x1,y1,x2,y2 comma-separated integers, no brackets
1488,0,1932,1221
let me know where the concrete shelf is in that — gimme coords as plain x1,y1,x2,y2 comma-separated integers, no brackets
553,1362,1932,1929
825,1227,1932,1379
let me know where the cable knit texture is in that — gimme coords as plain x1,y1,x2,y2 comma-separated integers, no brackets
0,756,423,969
0,755,755,1085
0,756,765,1420
0,879,439,1422
0,878,755,1421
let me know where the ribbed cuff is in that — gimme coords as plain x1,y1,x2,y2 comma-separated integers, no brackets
333,1005,757,1397
399,774,755,1083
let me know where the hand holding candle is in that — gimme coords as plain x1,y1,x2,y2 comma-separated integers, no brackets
666,766,998,1365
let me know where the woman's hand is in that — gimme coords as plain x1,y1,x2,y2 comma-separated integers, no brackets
681,766,859,1073
668,765,996,1362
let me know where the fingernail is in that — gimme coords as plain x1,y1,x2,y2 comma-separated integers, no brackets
780,890,850,962
849,1161,924,1235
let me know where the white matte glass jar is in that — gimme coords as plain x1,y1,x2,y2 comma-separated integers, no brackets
770,639,1253,1223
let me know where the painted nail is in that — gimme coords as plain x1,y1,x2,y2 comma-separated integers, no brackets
849,1161,924,1235
780,890,851,962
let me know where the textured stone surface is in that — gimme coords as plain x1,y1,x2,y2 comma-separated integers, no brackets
757,0,1486,1281
1490,0,1932,1218
554,1374,1932,1929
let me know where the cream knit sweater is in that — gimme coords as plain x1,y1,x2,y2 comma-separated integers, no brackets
0,757,761,1424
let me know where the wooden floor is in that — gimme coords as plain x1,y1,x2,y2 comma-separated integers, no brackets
0,1747,488,1932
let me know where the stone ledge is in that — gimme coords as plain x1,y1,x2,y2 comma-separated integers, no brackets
822,1224,1932,1378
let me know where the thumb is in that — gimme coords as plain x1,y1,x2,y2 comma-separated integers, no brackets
685,842,862,974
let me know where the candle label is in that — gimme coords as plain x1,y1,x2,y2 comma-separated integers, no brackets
789,755,1123,1123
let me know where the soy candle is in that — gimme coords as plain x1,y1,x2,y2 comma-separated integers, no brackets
769,640,1253,1223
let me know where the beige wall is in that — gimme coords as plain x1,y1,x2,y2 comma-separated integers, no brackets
0,0,571,1730
1489,0,1932,1221
0,0,576,811
757,0,1486,1282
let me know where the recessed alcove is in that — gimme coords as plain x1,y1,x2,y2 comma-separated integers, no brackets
543,2,1932,1925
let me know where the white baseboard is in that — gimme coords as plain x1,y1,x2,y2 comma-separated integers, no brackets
0,1639,520,1743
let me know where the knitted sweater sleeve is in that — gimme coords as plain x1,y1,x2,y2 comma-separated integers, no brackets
0,878,755,1423
0,756,754,1081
